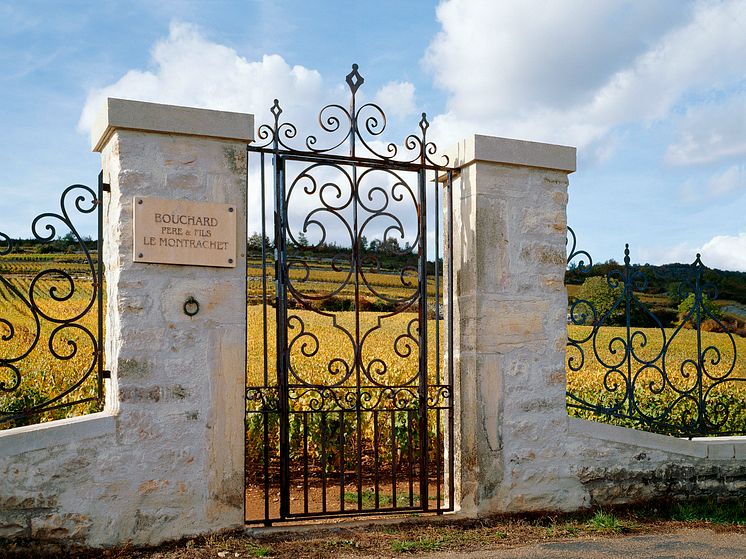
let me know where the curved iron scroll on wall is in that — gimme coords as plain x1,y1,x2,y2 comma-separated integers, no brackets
0,181,105,429
566,226,745,437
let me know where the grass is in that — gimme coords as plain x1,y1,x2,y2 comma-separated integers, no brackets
671,498,746,524
344,489,414,508
545,521,579,537
390,536,444,553
586,510,629,533
245,543,272,557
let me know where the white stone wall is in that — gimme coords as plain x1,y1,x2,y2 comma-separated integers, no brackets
1,111,745,549
0,100,250,545
450,134,746,516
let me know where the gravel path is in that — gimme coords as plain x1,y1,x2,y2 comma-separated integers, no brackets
425,527,746,559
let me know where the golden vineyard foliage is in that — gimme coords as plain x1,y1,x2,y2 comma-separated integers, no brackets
245,304,449,471
247,306,445,391
4,252,745,439
247,258,440,302
567,325,746,434
0,276,102,428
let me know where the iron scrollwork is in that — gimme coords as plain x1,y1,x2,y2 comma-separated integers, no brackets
253,64,449,168
246,64,455,522
0,183,104,428
566,227,745,436
249,64,452,407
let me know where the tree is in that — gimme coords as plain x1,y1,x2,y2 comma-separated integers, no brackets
381,236,401,253
678,293,722,325
247,232,267,252
296,230,309,247
574,276,622,325
666,281,686,306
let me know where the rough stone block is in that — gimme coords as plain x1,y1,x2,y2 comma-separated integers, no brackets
30,513,91,540
476,298,549,351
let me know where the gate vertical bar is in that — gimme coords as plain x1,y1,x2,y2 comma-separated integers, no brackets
418,167,429,511
349,74,364,513
259,151,271,523
96,171,105,394
434,169,441,512
447,169,455,511
273,152,290,519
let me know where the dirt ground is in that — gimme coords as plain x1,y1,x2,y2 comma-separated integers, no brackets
2,509,746,559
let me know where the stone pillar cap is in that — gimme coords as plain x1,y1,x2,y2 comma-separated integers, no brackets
91,98,254,152
447,134,576,173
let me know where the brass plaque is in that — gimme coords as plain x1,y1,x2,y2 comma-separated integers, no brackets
133,196,237,268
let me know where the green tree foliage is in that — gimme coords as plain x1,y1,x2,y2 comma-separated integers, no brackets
667,281,686,306
246,232,271,252
576,276,622,324
678,293,723,324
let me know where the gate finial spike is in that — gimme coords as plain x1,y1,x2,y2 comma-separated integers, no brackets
270,99,282,118
419,112,429,133
346,63,364,95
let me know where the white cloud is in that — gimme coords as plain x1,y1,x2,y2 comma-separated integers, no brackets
78,22,433,250
424,0,746,154
700,232,746,272
679,164,745,203
79,22,325,133
640,232,746,272
665,92,746,165
79,22,349,244
374,81,416,119
707,164,745,196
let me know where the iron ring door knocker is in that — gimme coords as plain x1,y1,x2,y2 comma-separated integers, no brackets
183,296,199,317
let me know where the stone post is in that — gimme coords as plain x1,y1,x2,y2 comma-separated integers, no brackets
448,134,581,514
92,99,252,541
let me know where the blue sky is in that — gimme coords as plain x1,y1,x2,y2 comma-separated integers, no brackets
1,0,745,270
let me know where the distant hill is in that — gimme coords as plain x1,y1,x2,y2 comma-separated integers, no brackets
566,261,746,306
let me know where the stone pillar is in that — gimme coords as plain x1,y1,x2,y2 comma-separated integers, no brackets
92,99,252,540
448,134,582,514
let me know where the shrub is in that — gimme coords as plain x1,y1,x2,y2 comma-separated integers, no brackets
678,293,722,326
574,276,622,325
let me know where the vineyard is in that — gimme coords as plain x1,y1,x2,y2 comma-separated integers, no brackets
4,252,746,439
567,324,746,434
0,268,102,428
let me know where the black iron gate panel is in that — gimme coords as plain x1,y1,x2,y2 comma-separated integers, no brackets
0,174,107,429
566,227,746,437
245,65,454,523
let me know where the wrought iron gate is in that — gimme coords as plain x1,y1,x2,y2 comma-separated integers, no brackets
245,65,454,523
1,174,107,429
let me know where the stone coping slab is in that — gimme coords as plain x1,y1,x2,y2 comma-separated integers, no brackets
447,134,576,172
569,417,746,459
92,98,254,152
0,412,117,454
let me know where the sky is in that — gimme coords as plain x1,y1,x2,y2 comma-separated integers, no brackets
1,0,745,271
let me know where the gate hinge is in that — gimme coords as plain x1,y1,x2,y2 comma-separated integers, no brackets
101,370,112,379
98,170,111,192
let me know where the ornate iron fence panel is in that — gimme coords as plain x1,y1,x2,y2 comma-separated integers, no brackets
246,65,454,523
566,227,746,437
0,175,106,429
